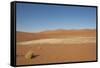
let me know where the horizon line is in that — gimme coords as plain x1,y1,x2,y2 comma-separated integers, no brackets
16,28,96,33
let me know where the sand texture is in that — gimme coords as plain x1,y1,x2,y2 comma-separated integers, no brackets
16,29,96,65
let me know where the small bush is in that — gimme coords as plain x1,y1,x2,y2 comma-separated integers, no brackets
25,50,34,59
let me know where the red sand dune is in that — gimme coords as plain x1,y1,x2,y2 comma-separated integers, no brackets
16,29,96,65
16,29,96,42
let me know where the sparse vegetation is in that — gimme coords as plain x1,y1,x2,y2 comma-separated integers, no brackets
25,50,34,59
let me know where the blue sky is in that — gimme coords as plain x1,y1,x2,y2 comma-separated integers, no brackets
16,3,96,32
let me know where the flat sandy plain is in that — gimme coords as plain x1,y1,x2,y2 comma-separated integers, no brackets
16,29,96,65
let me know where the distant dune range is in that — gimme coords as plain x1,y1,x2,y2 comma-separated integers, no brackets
16,29,96,42
16,29,96,65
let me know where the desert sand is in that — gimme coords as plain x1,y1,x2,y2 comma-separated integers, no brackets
16,29,96,65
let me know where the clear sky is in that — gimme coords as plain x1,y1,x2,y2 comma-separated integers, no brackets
16,3,96,32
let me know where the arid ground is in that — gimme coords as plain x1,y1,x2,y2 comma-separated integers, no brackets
16,29,96,65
